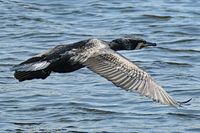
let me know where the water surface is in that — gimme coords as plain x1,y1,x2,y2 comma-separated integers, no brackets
0,0,200,132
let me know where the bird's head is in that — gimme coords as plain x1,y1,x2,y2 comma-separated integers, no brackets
109,37,157,51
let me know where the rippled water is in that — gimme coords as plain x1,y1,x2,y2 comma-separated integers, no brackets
0,0,200,132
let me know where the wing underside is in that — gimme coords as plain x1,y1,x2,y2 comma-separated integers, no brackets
84,49,180,107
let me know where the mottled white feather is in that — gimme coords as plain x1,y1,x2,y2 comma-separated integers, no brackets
12,61,50,71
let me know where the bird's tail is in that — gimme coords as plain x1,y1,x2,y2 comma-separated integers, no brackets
11,56,51,82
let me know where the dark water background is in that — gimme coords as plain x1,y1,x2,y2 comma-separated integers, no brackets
0,0,200,132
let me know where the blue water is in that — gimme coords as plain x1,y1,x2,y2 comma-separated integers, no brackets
0,0,200,132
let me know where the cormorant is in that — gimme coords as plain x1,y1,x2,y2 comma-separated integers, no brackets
12,37,191,107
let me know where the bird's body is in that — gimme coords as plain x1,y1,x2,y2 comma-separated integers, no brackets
13,38,145,81
12,37,190,107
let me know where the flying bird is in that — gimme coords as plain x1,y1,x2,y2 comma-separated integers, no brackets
12,37,191,107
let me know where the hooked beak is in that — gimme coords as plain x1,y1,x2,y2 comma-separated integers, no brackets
145,41,157,47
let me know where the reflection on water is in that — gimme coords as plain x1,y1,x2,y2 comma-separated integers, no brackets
0,0,200,132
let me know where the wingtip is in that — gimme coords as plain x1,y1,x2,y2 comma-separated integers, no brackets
177,98,192,107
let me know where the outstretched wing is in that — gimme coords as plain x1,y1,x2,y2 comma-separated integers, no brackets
84,49,180,107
